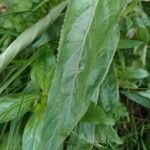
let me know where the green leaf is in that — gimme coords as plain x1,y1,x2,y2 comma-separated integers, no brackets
96,125,123,145
0,1,66,73
138,90,150,99
31,48,55,94
135,25,149,44
32,15,64,48
22,103,45,150
99,65,128,120
40,0,127,149
0,50,43,94
113,103,128,121
7,119,22,150
119,81,138,89
67,123,95,150
0,93,37,123
99,65,119,112
81,102,114,125
118,39,143,49
97,65,126,146
133,44,148,66
118,67,149,80
122,90,150,108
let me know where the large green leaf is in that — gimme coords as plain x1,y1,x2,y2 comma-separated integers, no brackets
39,0,127,149
0,93,37,123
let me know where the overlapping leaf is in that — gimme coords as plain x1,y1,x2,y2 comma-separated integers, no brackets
96,65,127,146
22,48,55,150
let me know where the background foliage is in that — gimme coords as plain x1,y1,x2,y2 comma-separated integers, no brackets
0,0,150,149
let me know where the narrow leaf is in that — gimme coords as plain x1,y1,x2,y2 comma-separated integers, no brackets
0,1,66,73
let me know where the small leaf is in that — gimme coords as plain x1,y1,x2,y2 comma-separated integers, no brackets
99,65,119,112
22,103,45,150
119,81,138,89
67,123,95,150
118,39,143,49
0,93,37,123
118,67,149,79
133,15,149,43
81,102,114,125
7,119,22,150
40,0,127,149
31,48,55,94
138,90,150,99
96,125,123,145
12,0,33,11
122,90,150,108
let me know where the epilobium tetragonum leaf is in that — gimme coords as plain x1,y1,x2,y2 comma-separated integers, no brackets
39,0,127,149
0,1,66,73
